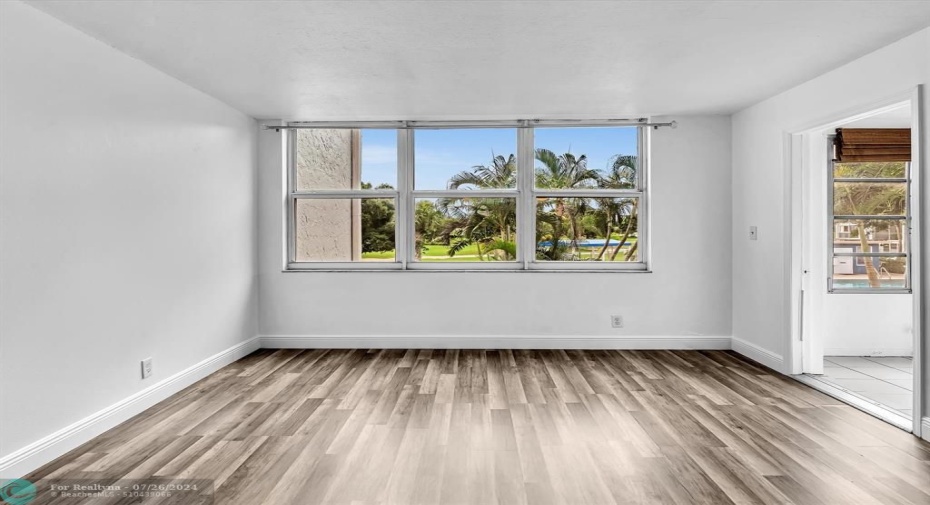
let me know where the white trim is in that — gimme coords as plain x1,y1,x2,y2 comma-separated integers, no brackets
274,119,676,129
789,132,806,375
260,334,730,350
922,418,930,443
823,348,914,357
786,86,924,435
793,374,912,431
731,336,786,372
517,127,534,268
787,90,916,134
908,85,923,438
784,131,801,374
0,337,261,479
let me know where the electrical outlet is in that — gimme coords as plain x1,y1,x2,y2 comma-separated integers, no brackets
611,315,624,328
141,358,153,379
749,226,758,241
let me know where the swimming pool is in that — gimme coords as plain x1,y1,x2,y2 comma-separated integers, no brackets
537,239,630,248
833,279,906,288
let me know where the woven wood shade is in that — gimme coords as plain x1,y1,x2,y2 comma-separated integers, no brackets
834,128,911,162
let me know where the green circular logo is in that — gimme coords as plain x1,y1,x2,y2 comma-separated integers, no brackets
0,479,36,505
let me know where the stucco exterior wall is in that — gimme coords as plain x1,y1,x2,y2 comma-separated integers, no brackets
294,129,359,261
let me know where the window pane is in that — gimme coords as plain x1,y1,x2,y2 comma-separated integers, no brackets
295,198,395,262
536,197,639,262
534,127,638,189
833,161,906,179
832,254,907,290
295,129,397,190
414,129,517,190
833,181,906,216
832,218,907,249
413,197,517,262
832,217,906,290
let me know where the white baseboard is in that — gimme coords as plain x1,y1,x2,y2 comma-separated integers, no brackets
260,334,731,350
0,336,261,480
731,336,785,372
824,348,913,357
922,417,930,443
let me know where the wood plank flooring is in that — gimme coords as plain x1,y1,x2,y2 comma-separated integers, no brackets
25,349,930,504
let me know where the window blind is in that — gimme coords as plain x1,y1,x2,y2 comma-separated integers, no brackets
834,128,911,162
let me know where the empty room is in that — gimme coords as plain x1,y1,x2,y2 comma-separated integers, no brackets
1,1,929,504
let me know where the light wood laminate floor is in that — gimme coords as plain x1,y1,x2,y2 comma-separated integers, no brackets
27,349,930,504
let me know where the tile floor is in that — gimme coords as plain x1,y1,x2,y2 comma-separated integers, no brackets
808,356,913,417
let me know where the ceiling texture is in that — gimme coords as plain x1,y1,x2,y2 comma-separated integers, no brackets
25,0,930,120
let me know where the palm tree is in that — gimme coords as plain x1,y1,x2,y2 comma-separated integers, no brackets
834,161,907,287
441,154,518,260
535,149,600,256
443,197,516,260
534,149,600,190
448,154,516,190
597,155,639,261
534,209,568,260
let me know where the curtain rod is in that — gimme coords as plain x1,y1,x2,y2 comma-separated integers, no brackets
262,119,677,131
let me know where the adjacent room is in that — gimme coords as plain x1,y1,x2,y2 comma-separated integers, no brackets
795,104,918,429
1,1,929,504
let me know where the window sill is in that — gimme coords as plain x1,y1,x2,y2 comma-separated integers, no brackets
827,289,912,295
281,266,653,274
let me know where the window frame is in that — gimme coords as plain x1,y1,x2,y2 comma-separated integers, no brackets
528,126,648,270
284,122,651,272
827,135,911,293
286,128,405,271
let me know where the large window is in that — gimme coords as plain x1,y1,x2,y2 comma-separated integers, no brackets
286,123,649,271
829,156,911,291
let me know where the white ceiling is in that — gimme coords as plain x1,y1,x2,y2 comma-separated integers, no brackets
25,0,930,120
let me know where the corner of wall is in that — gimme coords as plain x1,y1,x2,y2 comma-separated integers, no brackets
731,336,786,373
252,118,262,340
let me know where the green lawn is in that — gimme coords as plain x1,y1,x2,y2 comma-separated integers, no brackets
361,238,638,262
360,250,395,260
361,243,486,261
420,243,481,257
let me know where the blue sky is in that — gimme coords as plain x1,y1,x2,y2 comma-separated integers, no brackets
360,127,638,190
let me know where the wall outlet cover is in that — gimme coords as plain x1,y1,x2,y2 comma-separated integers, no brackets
141,358,153,379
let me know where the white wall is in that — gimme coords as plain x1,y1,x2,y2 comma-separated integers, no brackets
822,295,913,356
259,116,732,340
0,0,258,466
731,28,928,409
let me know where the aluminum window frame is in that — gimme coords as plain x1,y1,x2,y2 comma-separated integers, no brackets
826,135,911,293
406,127,523,271
286,128,404,271
529,126,649,271
284,122,651,272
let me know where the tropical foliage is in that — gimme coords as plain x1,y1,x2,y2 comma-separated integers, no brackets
361,150,640,262
360,182,396,253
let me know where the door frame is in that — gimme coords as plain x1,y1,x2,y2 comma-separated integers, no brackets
786,86,923,435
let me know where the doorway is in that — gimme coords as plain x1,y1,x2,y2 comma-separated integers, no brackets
791,95,922,433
